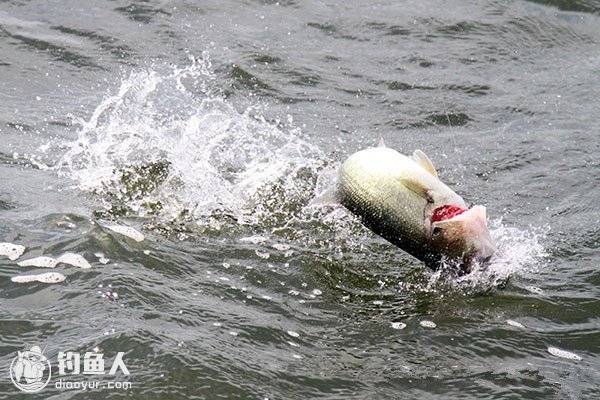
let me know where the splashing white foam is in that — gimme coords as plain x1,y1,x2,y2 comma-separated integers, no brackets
49,55,546,295
426,218,547,292
55,55,323,226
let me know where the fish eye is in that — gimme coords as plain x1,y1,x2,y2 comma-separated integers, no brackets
432,226,444,235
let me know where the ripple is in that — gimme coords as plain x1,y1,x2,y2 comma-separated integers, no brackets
113,3,171,24
526,0,600,14
50,25,134,60
1,26,103,69
230,64,278,93
426,112,472,126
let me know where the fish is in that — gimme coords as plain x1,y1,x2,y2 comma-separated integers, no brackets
312,140,495,274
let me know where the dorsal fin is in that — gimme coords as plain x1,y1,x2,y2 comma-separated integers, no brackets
411,150,438,178
377,137,386,148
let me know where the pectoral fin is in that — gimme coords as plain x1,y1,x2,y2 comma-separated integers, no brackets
401,178,433,203
411,150,438,178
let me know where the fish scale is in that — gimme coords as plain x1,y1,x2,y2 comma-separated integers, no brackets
339,148,433,260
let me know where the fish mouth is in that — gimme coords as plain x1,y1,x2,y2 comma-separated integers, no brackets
430,204,468,224
427,204,495,273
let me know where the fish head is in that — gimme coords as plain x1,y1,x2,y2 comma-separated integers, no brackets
427,205,495,274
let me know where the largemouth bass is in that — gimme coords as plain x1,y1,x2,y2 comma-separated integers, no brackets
314,141,495,273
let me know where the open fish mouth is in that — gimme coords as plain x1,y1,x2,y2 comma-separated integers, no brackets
428,204,496,274
430,204,468,224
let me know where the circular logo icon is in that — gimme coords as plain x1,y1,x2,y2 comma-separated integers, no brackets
10,345,52,393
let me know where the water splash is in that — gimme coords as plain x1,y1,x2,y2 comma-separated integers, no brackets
55,56,325,227
52,55,546,293
426,217,548,293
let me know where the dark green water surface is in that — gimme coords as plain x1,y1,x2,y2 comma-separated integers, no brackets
0,0,598,399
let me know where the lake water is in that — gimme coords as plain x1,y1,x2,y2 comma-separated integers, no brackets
1,0,598,399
